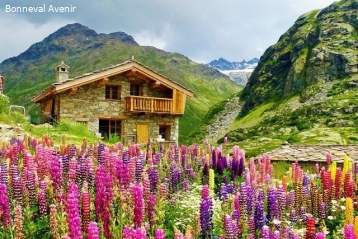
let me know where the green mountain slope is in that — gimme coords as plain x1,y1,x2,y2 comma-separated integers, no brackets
241,0,357,112
220,0,358,156
0,23,241,143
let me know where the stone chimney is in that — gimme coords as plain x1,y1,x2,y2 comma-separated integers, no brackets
0,74,5,94
56,61,70,83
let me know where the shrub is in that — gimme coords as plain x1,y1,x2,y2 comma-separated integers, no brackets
0,94,10,114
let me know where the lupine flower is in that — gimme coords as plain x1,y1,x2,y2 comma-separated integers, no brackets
208,169,215,190
200,185,213,239
346,197,354,225
14,204,25,239
316,232,325,239
345,224,356,239
82,187,91,233
224,215,238,239
354,216,358,238
95,165,113,237
147,194,157,226
261,225,270,239
155,229,166,239
132,183,144,228
86,222,100,239
254,200,265,229
267,187,279,221
38,189,48,215
66,183,82,239
305,217,316,239
50,204,59,239
0,184,11,227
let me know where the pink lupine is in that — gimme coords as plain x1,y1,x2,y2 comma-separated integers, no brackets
155,229,166,239
95,165,113,238
38,189,48,215
86,222,100,239
132,182,144,228
66,183,82,239
0,184,11,227
148,194,157,226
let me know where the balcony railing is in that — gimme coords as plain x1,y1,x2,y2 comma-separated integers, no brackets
125,96,173,113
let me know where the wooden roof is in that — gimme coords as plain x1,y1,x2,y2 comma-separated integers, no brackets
32,60,194,103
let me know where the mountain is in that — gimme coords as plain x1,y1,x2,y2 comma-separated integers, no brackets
190,0,358,156
241,0,358,112
206,57,259,71
206,57,259,85
0,23,241,143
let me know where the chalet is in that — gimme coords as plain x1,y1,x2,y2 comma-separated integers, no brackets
32,60,193,143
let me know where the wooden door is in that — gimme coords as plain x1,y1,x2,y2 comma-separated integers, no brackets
137,125,148,143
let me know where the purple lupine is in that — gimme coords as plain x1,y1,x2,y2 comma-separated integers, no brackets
95,165,113,238
286,190,295,210
246,184,254,215
132,183,144,228
148,167,159,193
0,184,11,227
0,162,7,186
224,215,238,239
254,199,265,230
248,216,255,235
12,176,23,205
135,153,144,182
154,229,166,239
261,225,270,239
289,210,298,224
98,143,105,165
267,187,279,221
239,183,248,220
66,183,82,239
182,179,190,192
61,154,69,182
86,222,100,239
319,203,327,220
25,169,37,206
219,185,229,201
200,185,213,239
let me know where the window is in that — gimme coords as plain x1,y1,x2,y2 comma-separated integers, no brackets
105,85,121,100
76,121,88,125
99,119,122,140
130,84,143,96
159,125,170,141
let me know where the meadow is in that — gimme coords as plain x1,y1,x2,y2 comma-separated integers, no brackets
0,131,357,239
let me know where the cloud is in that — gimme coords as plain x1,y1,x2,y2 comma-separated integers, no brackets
0,0,337,63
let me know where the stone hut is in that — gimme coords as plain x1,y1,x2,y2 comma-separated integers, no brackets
32,60,193,143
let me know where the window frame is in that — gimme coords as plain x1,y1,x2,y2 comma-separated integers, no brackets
105,85,121,100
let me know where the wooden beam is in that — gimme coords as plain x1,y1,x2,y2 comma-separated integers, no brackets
149,81,161,88
97,77,109,85
68,87,77,95
125,69,137,77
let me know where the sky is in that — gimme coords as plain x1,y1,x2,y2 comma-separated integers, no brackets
0,0,337,64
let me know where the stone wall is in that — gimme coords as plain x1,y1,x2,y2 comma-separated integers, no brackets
55,73,178,142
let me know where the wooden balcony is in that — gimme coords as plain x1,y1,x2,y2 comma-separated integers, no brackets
125,96,176,114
